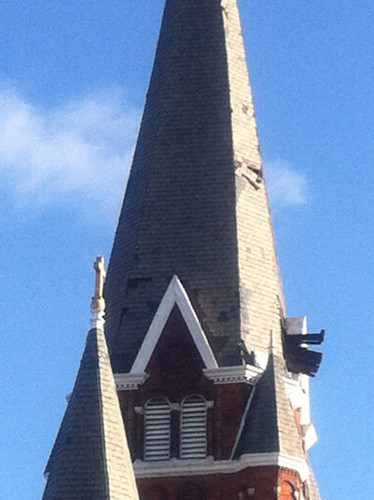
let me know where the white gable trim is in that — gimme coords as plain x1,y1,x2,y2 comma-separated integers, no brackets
130,275,218,373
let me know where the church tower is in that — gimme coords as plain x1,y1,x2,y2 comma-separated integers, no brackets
43,0,324,498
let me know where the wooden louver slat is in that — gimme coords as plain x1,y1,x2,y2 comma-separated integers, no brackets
180,396,207,460
144,398,171,461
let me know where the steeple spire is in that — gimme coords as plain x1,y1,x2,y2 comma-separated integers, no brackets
43,1,323,497
105,0,284,373
43,258,138,500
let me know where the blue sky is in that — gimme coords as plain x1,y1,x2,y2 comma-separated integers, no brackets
1,1,373,498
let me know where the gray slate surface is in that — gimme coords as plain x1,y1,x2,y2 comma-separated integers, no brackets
234,352,304,459
104,0,284,373
43,328,138,500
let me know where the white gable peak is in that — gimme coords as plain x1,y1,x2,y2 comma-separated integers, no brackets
130,275,218,373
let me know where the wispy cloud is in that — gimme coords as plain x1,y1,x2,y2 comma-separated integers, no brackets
265,159,309,208
0,86,140,222
0,87,307,224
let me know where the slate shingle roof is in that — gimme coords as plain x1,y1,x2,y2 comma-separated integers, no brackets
104,0,285,374
234,351,304,459
306,459,322,500
42,327,138,500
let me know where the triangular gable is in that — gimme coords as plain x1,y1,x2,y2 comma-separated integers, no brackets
130,275,218,373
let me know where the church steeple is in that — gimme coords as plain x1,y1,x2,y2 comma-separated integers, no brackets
105,0,284,374
42,258,138,500
44,1,324,498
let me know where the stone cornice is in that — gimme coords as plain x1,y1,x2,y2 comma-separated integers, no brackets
133,452,310,482
114,373,149,391
115,363,264,390
203,364,263,385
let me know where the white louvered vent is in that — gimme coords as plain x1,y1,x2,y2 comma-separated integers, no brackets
144,398,171,461
180,395,207,460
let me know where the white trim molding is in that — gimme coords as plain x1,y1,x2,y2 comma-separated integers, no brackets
133,452,310,482
115,372,149,391
302,423,318,451
90,310,105,331
284,376,304,410
240,453,310,482
116,365,264,390
130,275,218,373
203,365,263,385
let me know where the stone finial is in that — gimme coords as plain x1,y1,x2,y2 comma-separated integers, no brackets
90,256,106,330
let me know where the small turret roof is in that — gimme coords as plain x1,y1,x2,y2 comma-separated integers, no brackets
234,351,304,459
42,326,138,500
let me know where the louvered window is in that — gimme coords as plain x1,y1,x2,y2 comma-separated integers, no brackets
180,395,207,459
144,398,171,461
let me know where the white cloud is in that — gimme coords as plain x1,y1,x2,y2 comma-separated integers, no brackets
0,88,307,224
265,159,309,207
0,86,141,222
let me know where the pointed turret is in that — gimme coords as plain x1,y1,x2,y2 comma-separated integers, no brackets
105,0,284,373
43,258,138,500
234,348,304,460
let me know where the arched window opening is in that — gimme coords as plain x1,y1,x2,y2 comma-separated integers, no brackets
280,481,295,500
180,395,207,460
144,398,171,461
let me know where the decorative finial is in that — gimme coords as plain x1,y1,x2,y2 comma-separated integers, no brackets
90,256,106,329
